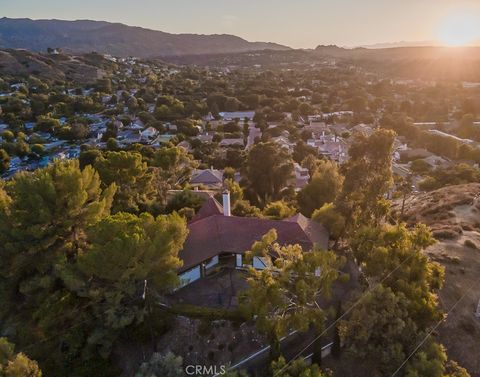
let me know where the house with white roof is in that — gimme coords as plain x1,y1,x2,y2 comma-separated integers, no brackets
219,111,255,121
140,127,159,141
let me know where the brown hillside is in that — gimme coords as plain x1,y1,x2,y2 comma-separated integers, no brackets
0,49,108,83
395,183,480,377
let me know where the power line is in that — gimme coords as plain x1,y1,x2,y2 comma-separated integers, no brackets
273,248,419,376
390,275,480,377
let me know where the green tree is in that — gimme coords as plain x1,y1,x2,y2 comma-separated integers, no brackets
0,160,115,374
263,200,296,220
14,140,30,157
0,149,10,173
74,212,187,356
271,356,328,377
1,131,15,142
410,159,431,175
350,223,443,328
95,151,157,213
244,142,294,206
232,199,262,217
106,137,120,151
339,286,419,375
4,353,42,377
68,123,90,141
338,129,395,231
0,338,42,377
298,161,343,217
79,149,102,169
224,178,243,205
293,141,317,164
30,144,46,157
35,115,60,133
301,155,322,176
241,230,344,361
404,341,448,377
312,203,346,240
152,146,197,188
166,190,204,213
135,352,184,377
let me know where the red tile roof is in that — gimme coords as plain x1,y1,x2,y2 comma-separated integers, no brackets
179,202,329,272
190,196,224,223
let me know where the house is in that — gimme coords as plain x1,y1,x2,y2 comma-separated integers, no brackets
140,126,159,141
399,148,433,161
308,135,348,164
219,111,255,121
10,83,25,91
428,129,476,145
165,123,178,132
195,134,214,143
291,163,310,191
190,168,224,190
392,162,411,178
178,192,330,286
304,121,328,137
322,111,353,119
128,120,144,130
421,155,453,169
246,125,261,148
319,141,348,163
177,140,193,152
117,129,141,144
352,123,374,136
271,134,295,152
203,112,215,122
219,138,245,148
154,135,176,144
24,122,35,131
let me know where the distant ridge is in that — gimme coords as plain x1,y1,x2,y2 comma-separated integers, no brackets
358,40,438,49
0,17,291,58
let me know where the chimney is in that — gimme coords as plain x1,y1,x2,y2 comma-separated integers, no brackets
222,190,231,216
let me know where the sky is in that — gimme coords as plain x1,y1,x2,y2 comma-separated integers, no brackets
2,0,480,48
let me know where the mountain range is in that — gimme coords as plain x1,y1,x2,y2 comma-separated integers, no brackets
0,17,290,58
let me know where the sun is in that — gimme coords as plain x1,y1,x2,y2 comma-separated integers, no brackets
437,10,480,46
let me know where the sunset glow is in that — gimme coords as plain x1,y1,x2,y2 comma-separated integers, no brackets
437,10,480,46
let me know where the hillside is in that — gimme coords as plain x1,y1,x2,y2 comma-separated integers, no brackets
395,184,480,377
0,49,115,83
0,17,290,58
165,44,480,81
314,45,480,81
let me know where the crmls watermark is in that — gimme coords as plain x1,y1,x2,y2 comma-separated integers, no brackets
185,365,227,376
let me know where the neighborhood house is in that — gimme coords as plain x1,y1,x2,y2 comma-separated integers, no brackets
178,192,329,286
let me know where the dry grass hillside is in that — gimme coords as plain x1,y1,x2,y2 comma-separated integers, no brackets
0,49,108,83
394,183,480,377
